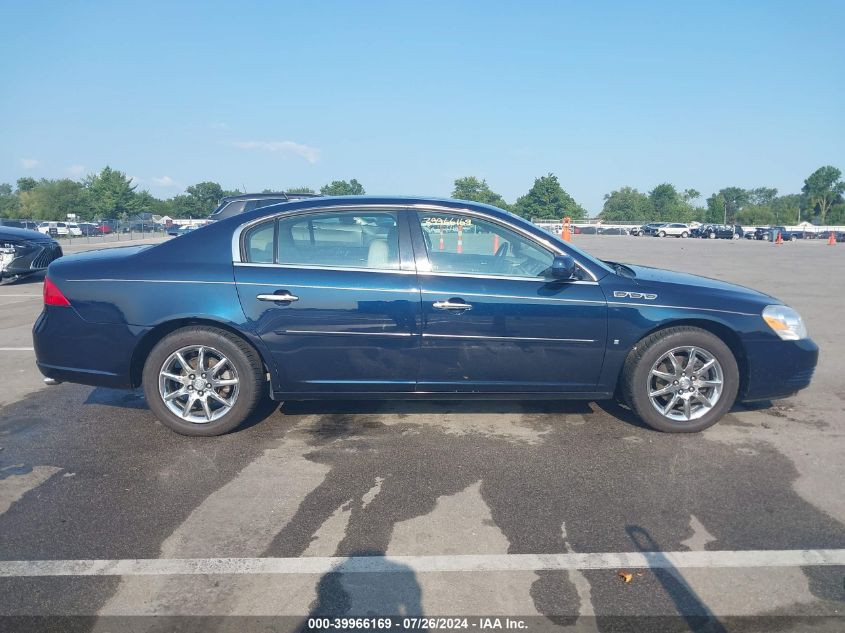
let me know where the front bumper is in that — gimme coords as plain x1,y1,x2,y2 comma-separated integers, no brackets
741,337,819,401
0,241,62,278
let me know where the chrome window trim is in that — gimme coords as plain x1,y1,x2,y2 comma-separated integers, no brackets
421,271,598,285
233,261,414,275
230,203,598,281
66,278,235,285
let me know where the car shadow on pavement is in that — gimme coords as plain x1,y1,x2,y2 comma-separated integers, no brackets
83,387,282,433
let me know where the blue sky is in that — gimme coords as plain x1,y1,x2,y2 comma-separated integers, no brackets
1,1,843,214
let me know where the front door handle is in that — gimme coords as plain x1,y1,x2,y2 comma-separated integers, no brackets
257,292,299,302
433,299,472,311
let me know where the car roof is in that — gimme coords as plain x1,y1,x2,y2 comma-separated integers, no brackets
219,192,321,203
0,226,53,240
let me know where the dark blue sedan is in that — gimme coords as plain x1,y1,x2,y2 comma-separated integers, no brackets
33,197,817,435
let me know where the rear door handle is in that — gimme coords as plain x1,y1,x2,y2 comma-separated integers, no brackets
257,292,299,302
433,299,472,311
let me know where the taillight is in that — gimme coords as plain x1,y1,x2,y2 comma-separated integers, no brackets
43,277,71,307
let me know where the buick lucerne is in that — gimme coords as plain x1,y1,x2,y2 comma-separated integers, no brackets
33,197,818,435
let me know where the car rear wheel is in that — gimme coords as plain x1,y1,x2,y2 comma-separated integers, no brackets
681,231,688,238
622,327,739,433
658,230,666,237
142,326,266,436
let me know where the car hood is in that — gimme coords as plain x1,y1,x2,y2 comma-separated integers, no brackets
622,264,776,308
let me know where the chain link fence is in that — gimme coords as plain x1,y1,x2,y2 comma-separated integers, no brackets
0,218,179,244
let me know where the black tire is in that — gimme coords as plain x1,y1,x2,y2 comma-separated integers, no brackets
658,231,666,237
621,326,739,433
142,326,266,436
681,231,688,238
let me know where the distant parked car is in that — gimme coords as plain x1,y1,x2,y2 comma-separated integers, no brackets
76,223,103,236
124,222,161,233
37,222,70,237
757,226,804,242
697,224,743,240
167,225,195,237
598,227,629,235
819,230,845,243
575,225,598,234
207,191,320,222
638,222,668,237
0,219,40,231
0,225,62,284
656,223,692,238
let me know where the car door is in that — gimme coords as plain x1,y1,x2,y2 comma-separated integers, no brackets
410,209,608,394
233,207,422,395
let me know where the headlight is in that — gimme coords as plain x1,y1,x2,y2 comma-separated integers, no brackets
762,305,808,341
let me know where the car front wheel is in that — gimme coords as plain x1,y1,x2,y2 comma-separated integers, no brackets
658,231,666,237
142,326,266,436
622,327,739,432
681,231,688,238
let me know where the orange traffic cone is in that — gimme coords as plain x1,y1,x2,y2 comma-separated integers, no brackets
457,224,463,254
829,232,836,246
775,231,783,245
493,233,500,254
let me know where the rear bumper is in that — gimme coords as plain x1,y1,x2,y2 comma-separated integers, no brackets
741,337,818,401
33,306,146,389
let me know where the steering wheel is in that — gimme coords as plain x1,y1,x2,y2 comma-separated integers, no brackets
495,241,510,257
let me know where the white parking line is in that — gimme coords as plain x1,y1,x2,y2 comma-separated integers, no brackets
0,294,41,298
0,347,34,352
1,549,844,578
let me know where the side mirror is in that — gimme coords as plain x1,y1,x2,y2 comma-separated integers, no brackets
550,255,577,280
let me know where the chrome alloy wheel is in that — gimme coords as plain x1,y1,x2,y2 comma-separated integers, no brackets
648,346,724,422
158,345,240,423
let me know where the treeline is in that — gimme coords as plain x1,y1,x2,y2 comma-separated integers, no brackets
453,166,845,225
0,168,367,221
598,166,844,225
1,165,842,225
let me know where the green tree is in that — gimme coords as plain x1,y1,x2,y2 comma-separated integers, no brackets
771,194,802,224
683,188,701,203
320,179,365,196
706,187,748,224
285,186,316,194
802,165,844,224
185,181,225,215
599,187,653,221
514,173,585,220
735,204,775,225
19,179,91,220
85,166,139,218
648,183,694,221
749,187,778,206
451,176,509,209
0,183,21,218
16,177,37,193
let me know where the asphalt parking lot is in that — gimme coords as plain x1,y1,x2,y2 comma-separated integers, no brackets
1,235,843,631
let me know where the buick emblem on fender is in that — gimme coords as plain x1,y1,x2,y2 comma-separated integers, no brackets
613,291,658,300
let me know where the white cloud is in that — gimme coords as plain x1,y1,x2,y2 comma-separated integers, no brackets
232,140,321,164
151,176,180,188
67,164,86,178
20,158,39,169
